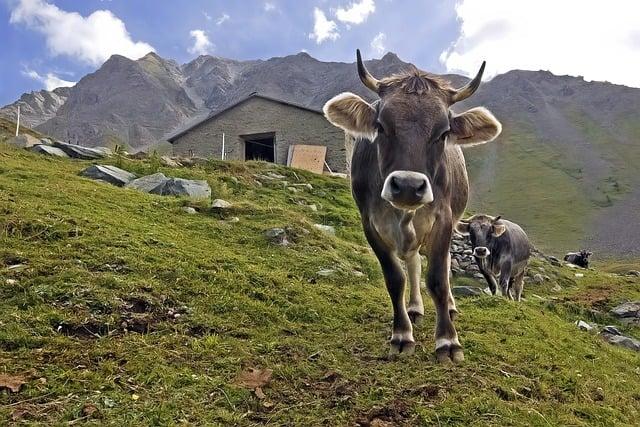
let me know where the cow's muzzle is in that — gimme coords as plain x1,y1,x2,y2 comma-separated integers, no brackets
381,171,433,210
473,246,490,258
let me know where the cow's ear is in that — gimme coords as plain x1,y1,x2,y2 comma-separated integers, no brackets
323,92,377,140
450,107,502,146
492,224,506,237
455,220,470,235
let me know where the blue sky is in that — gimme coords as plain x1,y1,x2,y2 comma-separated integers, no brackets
2,0,640,106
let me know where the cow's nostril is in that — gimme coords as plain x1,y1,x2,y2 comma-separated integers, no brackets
417,180,427,194
390,177,401,194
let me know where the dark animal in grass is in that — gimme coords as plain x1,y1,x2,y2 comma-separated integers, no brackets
323,50,501,363
564,250,592,268
455,215,531,301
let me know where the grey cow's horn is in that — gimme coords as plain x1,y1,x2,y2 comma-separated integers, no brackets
356,49,380,93
451,61,486,103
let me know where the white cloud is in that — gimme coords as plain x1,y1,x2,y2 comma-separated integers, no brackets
336,0,375,25
440,0,640,87
203,12,212,21
188,30,213,56
216,13,230,25
264,2,276,12
10,0,154,67
23,68,75,91
309,8,339,44
370,32,386,55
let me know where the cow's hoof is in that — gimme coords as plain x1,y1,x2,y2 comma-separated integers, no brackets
408,310,424,325
388,338,416,359
435,344,464,364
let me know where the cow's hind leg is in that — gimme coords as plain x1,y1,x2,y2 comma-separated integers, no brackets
363,223,414,357
427,217,463,363
406,252,424,325
513,272,525,301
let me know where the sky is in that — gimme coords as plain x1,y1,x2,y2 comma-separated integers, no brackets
1,0,639,106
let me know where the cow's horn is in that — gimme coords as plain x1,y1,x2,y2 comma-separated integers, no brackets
356,49,380,93
451,61,486,103
493,215,501,223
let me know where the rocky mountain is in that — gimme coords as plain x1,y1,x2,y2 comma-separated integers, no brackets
0,86,70,129
1,51,639,257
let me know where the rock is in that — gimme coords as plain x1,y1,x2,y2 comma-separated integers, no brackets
602,325,622,336
610,301,640,318
533,274,545,284
151,178,211,199
39,138,53,145
473,273,484,280
352,270,365,277
92,146,113,156
5,279,17,285
80,165,137,187
627,270,640,277
181,207,197,214
601,332,640,352
129,151,148,160
287,186,298,193
575,273,584,278
160,156,181,167
548,256,562,266
265,228,289,246
308,204,318,212
54,142,110,159
451,286,483,297
126,173,169,193
30,144,68,157
450,258,460,270
317,269,336,277
463,249,473,255
575,320,593,331
551,284,562,292
5,134,41,148
266,172,286,179
212,199,232,209
313,224,336,235
228,216,240,223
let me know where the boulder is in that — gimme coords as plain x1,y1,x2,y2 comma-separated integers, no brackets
160,156,181,167
125,173,169,193
601,332,640,352
575,320,593,331
313,224,336,235
181,207,197,214
151,178,211,199
212,199,232,209
39,138,53,146
533,274,545,284
602,325,622,336
30,144,68,158
54,142,109,159
80,165,137,187
265,228,289,246
610,301,640,318
451,286,483,297
5,134,41,148
548,256,562,266
627,270,640,277
92,146,113,156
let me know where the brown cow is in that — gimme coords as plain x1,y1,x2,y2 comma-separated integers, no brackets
323,50,501,362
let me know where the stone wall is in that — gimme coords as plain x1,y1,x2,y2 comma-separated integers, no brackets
171,97,347,172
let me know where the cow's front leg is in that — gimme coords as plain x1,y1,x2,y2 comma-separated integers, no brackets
363,224,414,357
499,262,513,300
427,216,463,363
406,252,424,325
480,269,499,295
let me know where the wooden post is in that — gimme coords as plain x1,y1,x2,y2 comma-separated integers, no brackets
221,133,225,160
15,105,20,136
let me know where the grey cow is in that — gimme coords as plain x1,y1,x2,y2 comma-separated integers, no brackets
323,50,502,362
455,215,531,301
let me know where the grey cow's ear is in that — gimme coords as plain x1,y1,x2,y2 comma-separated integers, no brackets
492,224,506,237
450,107,502,146
323,92,378,141
455,220,470,235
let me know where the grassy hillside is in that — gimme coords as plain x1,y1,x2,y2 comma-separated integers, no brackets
1,143,640,425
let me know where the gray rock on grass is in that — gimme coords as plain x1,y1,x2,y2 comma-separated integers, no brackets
30,144,68,157
452,286,483,297
126,173,169,193
152,178,211,199
5,134,41,148
54,141,110,159
80,165,137,187
610,301,640,318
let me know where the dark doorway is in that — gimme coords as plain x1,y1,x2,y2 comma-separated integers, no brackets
243,133,275,162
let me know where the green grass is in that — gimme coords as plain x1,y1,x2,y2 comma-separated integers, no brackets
1,142,640,425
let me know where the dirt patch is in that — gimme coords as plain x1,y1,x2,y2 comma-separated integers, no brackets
354,399,413,426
